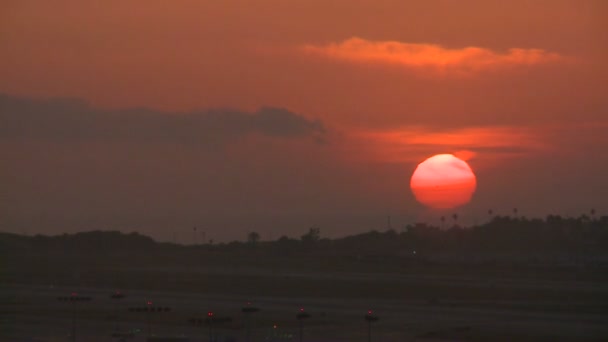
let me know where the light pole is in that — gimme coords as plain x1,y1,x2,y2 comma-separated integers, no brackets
364,310,379,342
128,301,171,338
57,292,92,342
296,308,311,342
242,301,260,342
110,290,126,332
194,311,232,342
208,311,214,342
146,301,152,337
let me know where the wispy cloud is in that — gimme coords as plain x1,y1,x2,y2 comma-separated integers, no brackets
340,126,547,164
301,37,564,74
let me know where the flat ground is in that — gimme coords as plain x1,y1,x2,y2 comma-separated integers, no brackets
2,259,608,342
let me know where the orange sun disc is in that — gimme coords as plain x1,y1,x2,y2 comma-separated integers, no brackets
410,154,477,209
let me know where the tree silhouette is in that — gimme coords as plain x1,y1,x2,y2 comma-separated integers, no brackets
247,231,260,246
3,217,608,267
301,227,321,244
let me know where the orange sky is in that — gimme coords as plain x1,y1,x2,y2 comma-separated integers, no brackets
1,0,607,241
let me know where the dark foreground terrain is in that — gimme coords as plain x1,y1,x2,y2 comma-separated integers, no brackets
1,224,608,341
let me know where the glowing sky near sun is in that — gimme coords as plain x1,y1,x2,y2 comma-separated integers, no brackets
1,0,607,241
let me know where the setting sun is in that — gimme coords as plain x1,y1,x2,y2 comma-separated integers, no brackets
410,154,477,209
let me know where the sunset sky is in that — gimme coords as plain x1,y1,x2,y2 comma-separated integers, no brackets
2,0,607,242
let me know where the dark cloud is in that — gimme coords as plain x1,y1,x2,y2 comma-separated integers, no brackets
0,93,325,144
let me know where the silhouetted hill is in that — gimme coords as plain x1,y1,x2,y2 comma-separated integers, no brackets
2,216,608,293
0,230,158,253
1,214,607,261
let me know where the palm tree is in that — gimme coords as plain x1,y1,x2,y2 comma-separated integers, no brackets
452,213,459,227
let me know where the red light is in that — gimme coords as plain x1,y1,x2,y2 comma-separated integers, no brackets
300,308,304,312
368,310,373,315
207,311,214,317
147,301,152,305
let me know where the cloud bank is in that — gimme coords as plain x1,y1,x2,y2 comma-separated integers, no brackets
0,94,325,144
301,37,564,73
